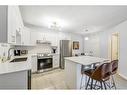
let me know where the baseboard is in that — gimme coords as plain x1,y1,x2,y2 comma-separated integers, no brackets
118,73,127,80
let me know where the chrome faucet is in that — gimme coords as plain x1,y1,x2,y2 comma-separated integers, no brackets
7,48,15,60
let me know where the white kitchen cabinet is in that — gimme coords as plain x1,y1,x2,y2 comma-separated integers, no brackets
31,55,37,73
21,27,31,45
8,6,24,44
0,6,17,43
30,31,38,45
43,33,58,46
15,6,24,29
53,54,60,68
51,37,58,46
0,70,28,89
15,6,24,45
8,6,17,44
0,6,24,44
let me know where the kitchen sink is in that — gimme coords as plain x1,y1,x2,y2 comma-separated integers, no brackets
10,57,27,62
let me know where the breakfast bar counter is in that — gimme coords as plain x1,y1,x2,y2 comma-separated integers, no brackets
64,56,109,89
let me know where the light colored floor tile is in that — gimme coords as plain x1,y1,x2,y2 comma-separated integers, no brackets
31,69,69,89
31,69,127,90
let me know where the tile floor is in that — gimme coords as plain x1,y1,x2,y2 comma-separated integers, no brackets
31,69,69,89
31,69,127,90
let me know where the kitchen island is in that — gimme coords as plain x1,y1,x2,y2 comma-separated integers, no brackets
0,55,32,89
64,56,109,89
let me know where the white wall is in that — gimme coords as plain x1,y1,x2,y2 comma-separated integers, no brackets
84,20,127,79
84,33,100,57
104,20,127,79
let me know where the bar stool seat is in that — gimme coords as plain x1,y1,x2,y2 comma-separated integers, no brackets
80,62,100,89
85,62,112,90
84,69,95,76
110,60,118,89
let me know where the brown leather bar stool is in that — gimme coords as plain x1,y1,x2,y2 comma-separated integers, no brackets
110,60,118,89
80,62,100,89
85,62,112,90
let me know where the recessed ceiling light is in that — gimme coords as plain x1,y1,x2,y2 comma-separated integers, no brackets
85,37,89,40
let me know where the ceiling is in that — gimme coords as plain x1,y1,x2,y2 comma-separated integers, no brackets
20,6,127,35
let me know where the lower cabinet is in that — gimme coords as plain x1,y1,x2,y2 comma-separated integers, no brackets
53,54,60,68
31,56,37,73
0,70,30,89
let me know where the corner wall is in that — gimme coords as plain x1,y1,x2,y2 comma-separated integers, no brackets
86,20,127,79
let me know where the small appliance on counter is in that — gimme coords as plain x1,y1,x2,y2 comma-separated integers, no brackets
14,50,28,56
52,46,57,53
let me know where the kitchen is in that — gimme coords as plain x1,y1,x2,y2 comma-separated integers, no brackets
0,5,127,90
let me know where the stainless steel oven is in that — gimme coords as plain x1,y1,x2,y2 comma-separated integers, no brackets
37,54,53,71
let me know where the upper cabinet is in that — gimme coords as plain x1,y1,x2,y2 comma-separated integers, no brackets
8,6,17,44
0,6,10,43
0,6,24,44
0,6,32,46
21,27,31,45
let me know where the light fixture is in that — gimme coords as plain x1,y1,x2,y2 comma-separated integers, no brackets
85,37,89,40
42,16,69,31
49,22,61,31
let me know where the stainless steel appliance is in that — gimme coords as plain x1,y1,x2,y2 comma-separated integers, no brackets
36,40,51,44
60,40,72,69
37,53,53,72
14,50,28,56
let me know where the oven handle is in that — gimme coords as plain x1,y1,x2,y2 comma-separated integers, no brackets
37,57,53,59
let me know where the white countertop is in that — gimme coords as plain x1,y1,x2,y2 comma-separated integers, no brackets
65,56,110,65
0,55,32,75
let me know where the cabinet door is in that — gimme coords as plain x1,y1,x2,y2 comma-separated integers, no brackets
31,56,37,73
15,6,24,30
53,54,60,68
22,27,30,45
30,32,38,45
0,6,8,43
8,6,16,44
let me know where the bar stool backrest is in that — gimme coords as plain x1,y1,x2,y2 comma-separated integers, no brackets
111,60,118,74
91,62,112,81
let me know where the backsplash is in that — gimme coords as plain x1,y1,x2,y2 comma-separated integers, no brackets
15,44,54,54
29,44,52,54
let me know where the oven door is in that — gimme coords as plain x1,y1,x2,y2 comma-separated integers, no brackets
37,58,52,70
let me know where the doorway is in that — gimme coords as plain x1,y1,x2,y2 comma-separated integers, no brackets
111,33,119,61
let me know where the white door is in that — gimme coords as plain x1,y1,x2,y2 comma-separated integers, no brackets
111,33,119,60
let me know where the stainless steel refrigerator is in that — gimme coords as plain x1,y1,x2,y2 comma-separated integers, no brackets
60,40,72,69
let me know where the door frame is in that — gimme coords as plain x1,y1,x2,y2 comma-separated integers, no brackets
110,32,119,61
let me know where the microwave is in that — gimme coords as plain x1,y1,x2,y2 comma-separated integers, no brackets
14,50,28,56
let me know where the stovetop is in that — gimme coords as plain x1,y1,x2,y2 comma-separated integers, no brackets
37,53,53,59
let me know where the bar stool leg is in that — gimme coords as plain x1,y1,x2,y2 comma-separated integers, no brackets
100,82,103,89
85,77,90,90
90,79,93,89
85,75,88,87
93,80,97,89
103,81,107,90
80,74,83,89
111,75,116,89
